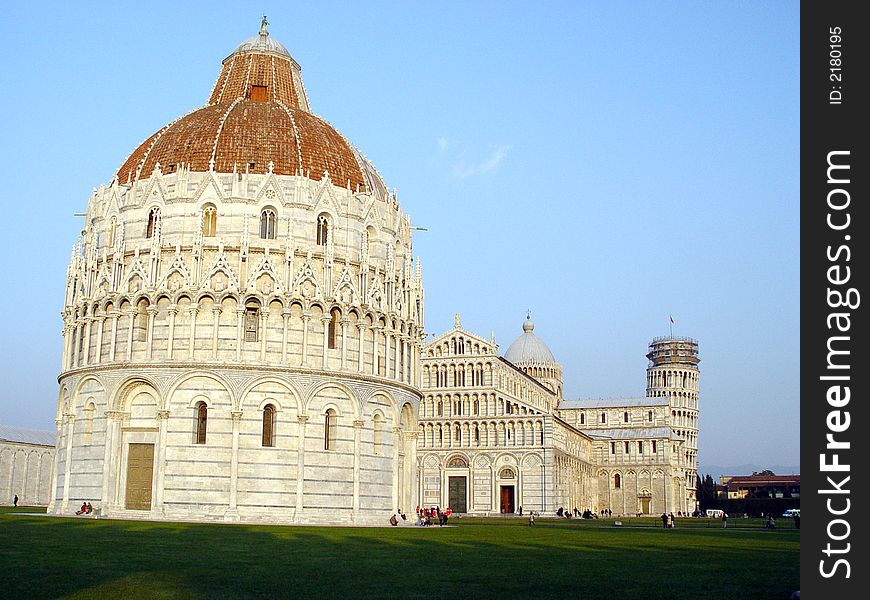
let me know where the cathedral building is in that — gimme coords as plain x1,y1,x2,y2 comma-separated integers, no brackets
50,21,699,522
420,317,699,516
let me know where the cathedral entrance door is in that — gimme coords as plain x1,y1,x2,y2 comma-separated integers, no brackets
500,485,515,513
640,495,651,514
448,476,467,513
125,443,154,510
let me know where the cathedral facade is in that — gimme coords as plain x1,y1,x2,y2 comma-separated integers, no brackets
49,23,698,522
419,317,699,516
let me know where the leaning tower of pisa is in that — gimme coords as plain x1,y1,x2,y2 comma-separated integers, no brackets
645,337,700,512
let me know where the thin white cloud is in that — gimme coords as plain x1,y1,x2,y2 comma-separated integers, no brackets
437,137,449,153
453,144,511,178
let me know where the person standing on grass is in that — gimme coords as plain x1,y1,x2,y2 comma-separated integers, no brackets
12,494,18,507
721,512,728,528
529,512,536,526
668,512,675,528
794,513,800,529
661,512,668,528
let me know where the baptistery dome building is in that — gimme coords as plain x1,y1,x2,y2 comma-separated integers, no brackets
50,20,423,524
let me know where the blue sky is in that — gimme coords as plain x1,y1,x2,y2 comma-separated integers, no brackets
0,1,799,470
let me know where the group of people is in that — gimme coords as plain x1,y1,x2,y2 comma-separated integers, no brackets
75,502,94,515
556,507,602,519
411,506,452,527
661,512,678,528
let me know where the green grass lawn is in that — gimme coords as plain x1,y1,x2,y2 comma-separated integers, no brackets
0,509,799,599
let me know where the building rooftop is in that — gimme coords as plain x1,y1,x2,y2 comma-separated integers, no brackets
0,424,55,446
581,427,680,440
560,397,669,409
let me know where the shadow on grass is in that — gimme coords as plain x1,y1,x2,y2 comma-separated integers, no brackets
0,514,799,599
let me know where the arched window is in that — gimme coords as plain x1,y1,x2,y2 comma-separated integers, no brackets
373,413,384,455
107,217,118,248
648,410,653,422
195,401,208,444
473,399,479,415
437,400,443,416
244,301,260,342
614,474,621,489
624,411,629,423
600,412,607,424
135,299,149,342
202,204,217,237
145,207,160,238
316,214,329,246
260,208,277,239
83,402,96,444
652,440,657,453
262,404,275,447
327,309,340,350
580,413,585,425
324,409,336,450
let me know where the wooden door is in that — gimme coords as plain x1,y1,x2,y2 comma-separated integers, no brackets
641,496,651,514
125,443,154,510
500,486,515,513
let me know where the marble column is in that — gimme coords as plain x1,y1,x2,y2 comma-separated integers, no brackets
126,311,135,361
145,306,158,360
340,319,349,370
46,418,63,513
356,323,365,373
295,415,309,519
281,310,291,362
153,410,170,517
301,314,310,366
81,317,93,366
109,311,119,363
100,411,122,513
93,316,105,364
352,419,363,520
260,309,269,361
60,414,76,512
166,305,178,359
235,307,245,361
211,307,221,359
226,410,243,520
391,426,401,512
187,305,198,359
320,316,330,369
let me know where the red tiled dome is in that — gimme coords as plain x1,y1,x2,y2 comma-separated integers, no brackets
116,28,368,191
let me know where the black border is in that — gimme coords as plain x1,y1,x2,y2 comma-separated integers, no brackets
801,2,866,595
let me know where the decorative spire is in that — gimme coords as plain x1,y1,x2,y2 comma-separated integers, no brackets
260,15,269,37
455,313,461,328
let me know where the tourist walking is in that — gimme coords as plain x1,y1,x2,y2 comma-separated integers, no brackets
661,513,668,528
529,512,536,526
721,512,728,529
12,494,18,507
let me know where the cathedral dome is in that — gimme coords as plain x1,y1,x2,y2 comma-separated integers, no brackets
115,19,383,195
504,315,557,366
